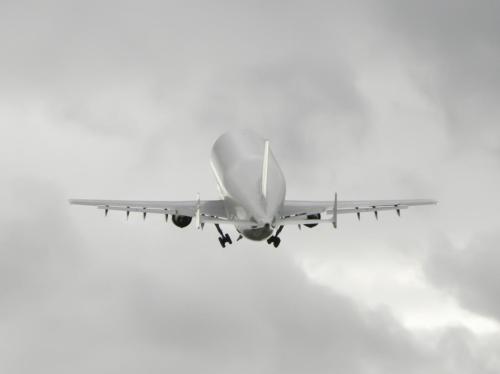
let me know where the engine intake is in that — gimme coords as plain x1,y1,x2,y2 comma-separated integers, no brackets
172,215,192,228
304,213,320,228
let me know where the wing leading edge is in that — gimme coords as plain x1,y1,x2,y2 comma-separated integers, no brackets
69,198,228,221
277,197,437,225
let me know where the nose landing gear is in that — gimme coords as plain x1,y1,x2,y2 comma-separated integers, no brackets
267,225,284,248
215,224,232,248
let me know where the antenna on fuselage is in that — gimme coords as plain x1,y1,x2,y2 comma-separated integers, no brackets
261,140,270,199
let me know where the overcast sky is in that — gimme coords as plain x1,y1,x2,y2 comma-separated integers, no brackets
1,0,500,373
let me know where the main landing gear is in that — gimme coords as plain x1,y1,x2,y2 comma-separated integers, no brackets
267,225,284,248
215,224,232,248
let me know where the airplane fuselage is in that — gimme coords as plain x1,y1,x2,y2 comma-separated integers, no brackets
210,130,286,240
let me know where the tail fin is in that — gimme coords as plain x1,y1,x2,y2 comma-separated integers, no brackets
261,140,270,199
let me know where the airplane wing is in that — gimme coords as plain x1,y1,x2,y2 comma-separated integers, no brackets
69,198,228,224
277,197,437,226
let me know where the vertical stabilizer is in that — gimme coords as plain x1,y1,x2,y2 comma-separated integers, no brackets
261,140,270,199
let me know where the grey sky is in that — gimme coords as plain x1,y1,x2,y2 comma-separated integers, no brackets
1,1,500,373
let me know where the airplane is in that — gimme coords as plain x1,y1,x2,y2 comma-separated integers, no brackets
70,129,437,247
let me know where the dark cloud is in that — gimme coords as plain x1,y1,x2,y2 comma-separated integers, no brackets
376,0,500,152
425,232,500,322
185,59,367,165
434,327,500,374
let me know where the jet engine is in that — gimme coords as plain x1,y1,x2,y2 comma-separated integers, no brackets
172,215,192,228
304,213,321,228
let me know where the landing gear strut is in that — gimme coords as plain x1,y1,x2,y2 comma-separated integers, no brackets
267,225,284,248
215,224,232,248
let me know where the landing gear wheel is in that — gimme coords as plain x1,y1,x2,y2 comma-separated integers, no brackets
218,237,226,248
225,233,232,245
267,236,281,247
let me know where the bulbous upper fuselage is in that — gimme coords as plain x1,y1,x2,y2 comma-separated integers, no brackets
210,130,286,240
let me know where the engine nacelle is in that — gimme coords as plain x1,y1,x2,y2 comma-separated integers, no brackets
172,215,192,228
304,213,320,228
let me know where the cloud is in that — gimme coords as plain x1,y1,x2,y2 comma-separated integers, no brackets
1,0,500,372
425,232,500,323
1,180,499,373
0,179,83,305
375,0,500,152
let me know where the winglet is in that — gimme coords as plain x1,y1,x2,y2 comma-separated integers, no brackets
332,192,338,229
195,193,202,230
261,140,270,199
